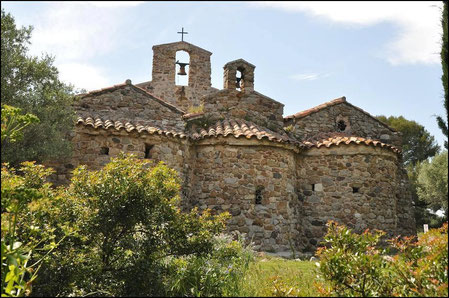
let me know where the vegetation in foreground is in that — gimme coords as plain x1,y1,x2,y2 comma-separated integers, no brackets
1,154,253,297
241,256,319,297
316,221,448,297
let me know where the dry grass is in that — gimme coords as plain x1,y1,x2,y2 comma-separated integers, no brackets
240,254,322,297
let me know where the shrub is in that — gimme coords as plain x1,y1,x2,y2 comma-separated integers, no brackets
30,153,238,297
316,221,448,297
1,161,67,297
165,232,254,297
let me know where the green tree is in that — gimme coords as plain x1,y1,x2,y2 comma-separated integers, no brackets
377,115,440,166
437,1,448,149
30,154,238,297
1,104,39,144
416,151,448,217
1,9,75,166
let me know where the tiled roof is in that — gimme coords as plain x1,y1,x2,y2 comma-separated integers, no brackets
285,97,346,119
284,96,397,133
302,132,401,153
77,80,185,115
76,117,398,153
190,119,298,144
76,117,187,139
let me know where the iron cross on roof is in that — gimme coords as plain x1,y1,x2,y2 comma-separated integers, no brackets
177,27,188,42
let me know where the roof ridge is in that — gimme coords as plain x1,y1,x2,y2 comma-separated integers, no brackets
284,96,346,119
132,85,185,114
76,80,186,115
284,96,397,133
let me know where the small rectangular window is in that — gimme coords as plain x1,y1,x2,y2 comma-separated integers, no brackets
352,187,359,193
100,147,109,155
144,144,154,159
255,186,263,204
311,184,315,191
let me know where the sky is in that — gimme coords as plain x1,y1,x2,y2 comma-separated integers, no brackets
2,1,446,148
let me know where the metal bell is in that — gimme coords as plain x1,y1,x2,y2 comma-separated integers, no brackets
176,61,189,76
236,77,242,88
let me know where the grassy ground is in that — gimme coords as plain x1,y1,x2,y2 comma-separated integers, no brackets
240,254,322,297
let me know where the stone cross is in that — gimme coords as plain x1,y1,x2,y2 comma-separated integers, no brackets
177,27,188,42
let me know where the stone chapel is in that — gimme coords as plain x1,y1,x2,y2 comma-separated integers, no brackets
51,40,416,253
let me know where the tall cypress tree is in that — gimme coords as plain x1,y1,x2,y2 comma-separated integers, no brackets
437,2,448,149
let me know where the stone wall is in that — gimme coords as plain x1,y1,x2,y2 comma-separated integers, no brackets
296,144,407,252
50,126,191,194
201,89,285,133
286,102,401,148
74,84,185,131
189,137,301,252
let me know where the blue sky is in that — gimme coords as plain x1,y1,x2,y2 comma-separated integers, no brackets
2,1,446,148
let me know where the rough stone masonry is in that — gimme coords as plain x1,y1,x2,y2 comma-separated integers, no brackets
49,40,416,253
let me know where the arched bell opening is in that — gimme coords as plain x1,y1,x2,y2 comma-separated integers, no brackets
175,50,190,86
236,67,246,91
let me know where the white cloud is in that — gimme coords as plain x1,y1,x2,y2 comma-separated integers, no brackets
58,63,111,91
30,3,122,61
290,73,330,81
252,1,443,65
25,2,140,91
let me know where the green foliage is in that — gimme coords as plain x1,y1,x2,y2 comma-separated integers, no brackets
437,2,448,149
165,233,254,297
30,154,242,297
376,115,440,166
1,104,39,144
416,151,448,217
2,153,254,297
315,221,390,297
388,223,448,297
187,103,204,114
1,161,66,297
283,125,294,133
316,221,448,297
1,9,75,166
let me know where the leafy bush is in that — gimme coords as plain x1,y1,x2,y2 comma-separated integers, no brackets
1,161,68,297
26,153,248,297
316,221,448,297
165,233,254,297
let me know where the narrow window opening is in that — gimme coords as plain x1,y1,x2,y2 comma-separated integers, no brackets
175,50,189,86
352,187,360,193
236,68,244,90
255,186,264,204
144,144,154,159
311,184,315,191
100,147,109,155
337,120,347,132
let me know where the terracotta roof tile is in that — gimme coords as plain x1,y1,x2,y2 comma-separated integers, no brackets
302,132,400,153
190,119,298,144
285,97,346,119
76,117,187,139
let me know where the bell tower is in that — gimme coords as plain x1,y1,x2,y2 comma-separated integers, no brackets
147,40,213,111
223,59,255,92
